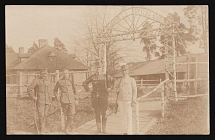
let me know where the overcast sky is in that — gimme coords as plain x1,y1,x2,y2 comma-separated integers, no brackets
5,5,204,55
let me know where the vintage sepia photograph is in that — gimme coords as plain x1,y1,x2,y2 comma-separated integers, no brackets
6,5,209,135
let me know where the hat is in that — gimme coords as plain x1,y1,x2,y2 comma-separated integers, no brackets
40,69,47,75
121,65,128,70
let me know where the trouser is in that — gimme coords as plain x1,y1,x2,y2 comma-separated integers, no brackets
118,101,132,134
61,102,76,130
37,103,50,132
92,97,108,131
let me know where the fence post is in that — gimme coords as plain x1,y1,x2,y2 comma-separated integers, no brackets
141,79,143,86
195,57,198,95
161,84,165,119
56,70,65,130
187,62,190,96
18,71,23,98
136,102,139,134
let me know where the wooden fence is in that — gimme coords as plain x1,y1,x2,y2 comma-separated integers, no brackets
135,77,209,134
6,70,87,98
135,79,161,86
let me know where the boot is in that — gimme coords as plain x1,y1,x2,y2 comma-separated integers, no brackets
69,116,75,134
102,115,107,134
64,117,70,134
95,115,101,134
64,125,70,134
40,117,47,134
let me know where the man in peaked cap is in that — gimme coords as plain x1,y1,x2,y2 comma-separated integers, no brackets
27,68,53,134
115,64,137,135
53,68,79,134
83,61,115,134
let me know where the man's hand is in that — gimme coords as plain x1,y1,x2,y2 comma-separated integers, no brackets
55,95,60,101
33,97,37,101
75,100,79,106
106,88,112,93
89,88,93,93
131,100,137,107
52,96,56,102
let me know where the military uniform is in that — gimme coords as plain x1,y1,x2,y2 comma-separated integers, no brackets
27,70,53,133
53,76,77,133
83,73,115,133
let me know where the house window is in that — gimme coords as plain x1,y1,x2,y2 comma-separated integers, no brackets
6,71,18,84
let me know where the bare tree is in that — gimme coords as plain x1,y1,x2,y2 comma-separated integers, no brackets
72,6,145,75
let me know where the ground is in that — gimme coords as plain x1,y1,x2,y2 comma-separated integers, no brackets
6,96,95,134
146,96,209,134
6,88,209,135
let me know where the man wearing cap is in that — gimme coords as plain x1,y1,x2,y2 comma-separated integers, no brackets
115,64,137,135
82,62,115,134
27,69,53,134
53,69,78,134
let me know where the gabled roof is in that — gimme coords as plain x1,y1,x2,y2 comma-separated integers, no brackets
6,53,20,69
8,45,88,71
6,52,33,69
48,52,56,57
114,53,208,77
69,54,76,58
19,53,32,58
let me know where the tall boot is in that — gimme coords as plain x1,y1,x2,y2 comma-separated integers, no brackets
102,115,107,134
95,114,101,133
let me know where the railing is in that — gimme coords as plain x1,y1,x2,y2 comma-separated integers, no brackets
135,79,161,86
6,72,55,97
135,78,169,134
135,76,209,134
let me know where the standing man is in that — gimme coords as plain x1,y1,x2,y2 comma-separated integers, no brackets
27,69,53,134
116,64,137,135
53,69,78,134
83,62,115,134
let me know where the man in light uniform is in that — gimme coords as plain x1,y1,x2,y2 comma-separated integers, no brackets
53,69,78,134
27,69,53,134
116,64,137,135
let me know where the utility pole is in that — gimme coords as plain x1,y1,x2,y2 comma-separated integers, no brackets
104,43,107,74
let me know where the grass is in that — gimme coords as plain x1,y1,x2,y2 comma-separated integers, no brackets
146,96,209,134
6,96,95,134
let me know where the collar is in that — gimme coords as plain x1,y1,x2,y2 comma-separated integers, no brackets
39,77,46,81
96,72,103,76
62,77,69,80
123,75,129,78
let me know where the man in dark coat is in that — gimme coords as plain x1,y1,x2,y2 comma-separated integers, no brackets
27,69,53,134
82,62,115,134
53,69,78,134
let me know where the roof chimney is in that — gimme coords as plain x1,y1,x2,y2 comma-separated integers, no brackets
19,47,24,53
38,39,48,48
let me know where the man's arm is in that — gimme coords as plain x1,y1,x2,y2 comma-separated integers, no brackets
71,74,77,95
82,75,93,91
27,79,38,100
70,75,80,100
107,75,116,89
53,81,60,100
131,77,137,103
